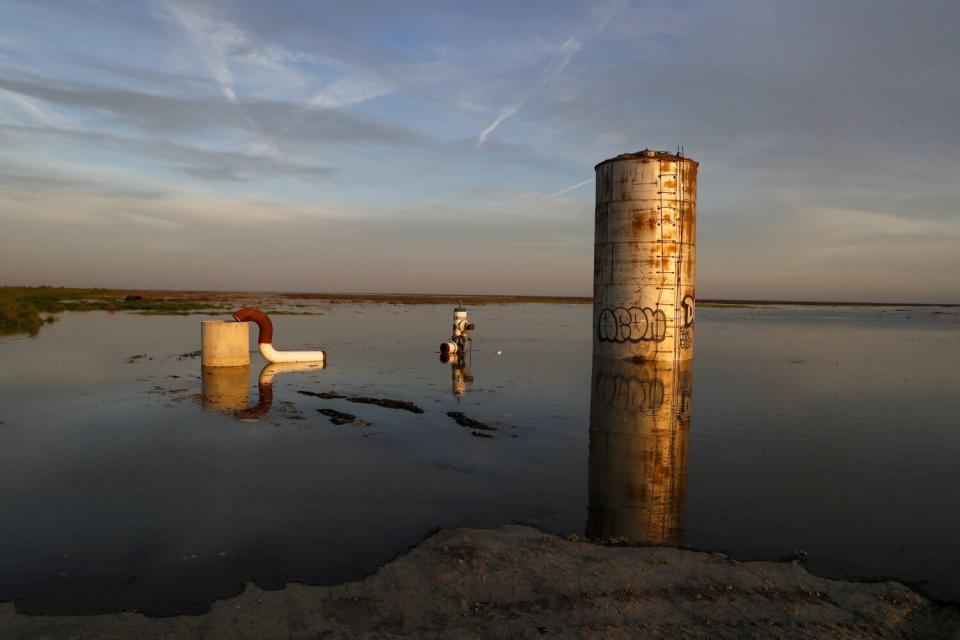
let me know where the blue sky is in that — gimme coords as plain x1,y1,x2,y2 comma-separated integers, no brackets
0,0,958,301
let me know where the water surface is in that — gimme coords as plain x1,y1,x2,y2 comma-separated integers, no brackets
0,303,957,614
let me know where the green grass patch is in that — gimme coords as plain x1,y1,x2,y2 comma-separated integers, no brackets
0,287,224,336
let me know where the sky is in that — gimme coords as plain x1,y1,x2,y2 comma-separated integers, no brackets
0,0,958,302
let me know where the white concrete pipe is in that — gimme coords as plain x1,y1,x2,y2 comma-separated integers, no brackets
233,308,326,364
201,320,251,367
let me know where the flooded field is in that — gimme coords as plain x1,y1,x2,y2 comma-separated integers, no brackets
0,302,958,615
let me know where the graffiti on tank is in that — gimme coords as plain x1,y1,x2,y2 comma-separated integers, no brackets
679,295,694,350
597,306,668,343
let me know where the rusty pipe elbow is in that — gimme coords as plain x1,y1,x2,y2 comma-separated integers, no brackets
233,308,273,344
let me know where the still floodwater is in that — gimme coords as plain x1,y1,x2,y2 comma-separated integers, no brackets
1,303,958,614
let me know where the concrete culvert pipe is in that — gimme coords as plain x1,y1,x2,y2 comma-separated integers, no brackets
232,308,326,364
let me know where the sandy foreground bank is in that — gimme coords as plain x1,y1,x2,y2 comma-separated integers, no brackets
2,525,958,639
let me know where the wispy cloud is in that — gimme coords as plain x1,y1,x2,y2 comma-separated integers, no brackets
549,178,593,197
0,87,69,127
475,0,626,147
308,74,393,110
161,0,244,103
475,36,581,148
0,166,328,227
116,211,185,231
0,124,335,182
0,75,423,144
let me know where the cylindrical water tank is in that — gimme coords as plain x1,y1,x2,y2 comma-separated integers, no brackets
593,149,698,361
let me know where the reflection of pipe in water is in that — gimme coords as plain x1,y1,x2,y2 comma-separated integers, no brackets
440,351,473,396
233,308,326,364
201,361,325,422
586,356,692,544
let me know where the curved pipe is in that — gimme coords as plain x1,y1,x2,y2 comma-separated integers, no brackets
233,307,326,364
232,308,273,343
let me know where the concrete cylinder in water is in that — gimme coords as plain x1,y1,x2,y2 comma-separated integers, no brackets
201,320,250,367
594,149,698,361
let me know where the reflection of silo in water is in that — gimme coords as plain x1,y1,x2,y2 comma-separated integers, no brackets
594,150,697,362
587,356,692,543
201,365,250,413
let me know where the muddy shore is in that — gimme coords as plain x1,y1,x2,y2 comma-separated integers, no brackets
2,525,958,639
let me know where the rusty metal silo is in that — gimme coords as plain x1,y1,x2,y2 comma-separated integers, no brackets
594,149,698,361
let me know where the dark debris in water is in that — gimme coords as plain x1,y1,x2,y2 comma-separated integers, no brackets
347,397,424,414
317,408,357,425
470,431,494,439
298,390,424,413
175,350,202,360
298,390,345,399
447,411,497,431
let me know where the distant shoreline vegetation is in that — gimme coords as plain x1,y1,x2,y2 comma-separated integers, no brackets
0,287,225,337
0,286,955,337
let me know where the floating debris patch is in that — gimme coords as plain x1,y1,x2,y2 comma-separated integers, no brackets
447,411,497,431
346,397,424,414
298,390,345,399
298,390,424,413
470,431,494,439
317,408,357,425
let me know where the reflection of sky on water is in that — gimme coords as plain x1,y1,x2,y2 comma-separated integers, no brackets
0,304,958,613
